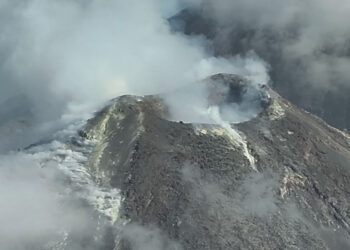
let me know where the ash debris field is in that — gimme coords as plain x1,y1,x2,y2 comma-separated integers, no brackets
64,73,350,250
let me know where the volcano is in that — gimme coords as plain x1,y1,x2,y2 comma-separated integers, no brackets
1,74,350,249
57,73,350,249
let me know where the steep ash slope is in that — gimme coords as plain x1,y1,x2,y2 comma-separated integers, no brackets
81,74,350,250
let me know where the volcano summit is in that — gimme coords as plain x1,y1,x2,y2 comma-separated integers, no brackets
60,74,350,249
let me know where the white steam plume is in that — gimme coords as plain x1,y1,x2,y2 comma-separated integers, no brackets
182,0,350,130
0,0,267,119
0,0,269,151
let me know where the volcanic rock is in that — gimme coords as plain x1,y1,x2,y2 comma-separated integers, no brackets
79,74,350,249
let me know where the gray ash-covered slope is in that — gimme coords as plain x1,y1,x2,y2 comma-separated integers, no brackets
81,74,350,249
